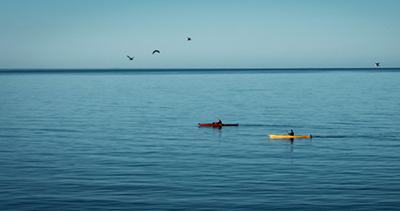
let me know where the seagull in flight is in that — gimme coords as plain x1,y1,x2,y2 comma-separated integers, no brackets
127,55,134,60
152,50,160,54
187,37,191,41
375,62,380,66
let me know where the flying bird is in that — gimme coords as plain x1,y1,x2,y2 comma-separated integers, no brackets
152,50,160,54
187,37,191,41
375,62,380,66
127,55,134,60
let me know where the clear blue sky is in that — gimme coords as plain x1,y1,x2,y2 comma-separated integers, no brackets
1,0,399,69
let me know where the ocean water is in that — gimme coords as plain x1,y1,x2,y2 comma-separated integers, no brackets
1,69,399,210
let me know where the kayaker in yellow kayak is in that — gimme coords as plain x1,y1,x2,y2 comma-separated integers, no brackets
268,132,311,139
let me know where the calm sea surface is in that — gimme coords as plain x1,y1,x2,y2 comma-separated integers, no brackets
1,69,399,210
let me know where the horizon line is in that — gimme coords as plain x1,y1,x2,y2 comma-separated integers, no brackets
1,67,399,72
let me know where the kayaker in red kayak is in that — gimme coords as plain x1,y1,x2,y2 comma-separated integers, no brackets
212,119,222,125
287,130,294,136
198,121,238,127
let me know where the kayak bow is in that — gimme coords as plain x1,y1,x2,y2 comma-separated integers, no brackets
268,134,312,139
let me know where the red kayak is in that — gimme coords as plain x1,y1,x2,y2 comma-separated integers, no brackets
198,123,239,127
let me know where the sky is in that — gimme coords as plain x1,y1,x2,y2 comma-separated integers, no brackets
1,0,399,69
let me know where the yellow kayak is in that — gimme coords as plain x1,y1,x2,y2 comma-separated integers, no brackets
268,134,312,139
